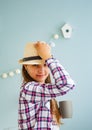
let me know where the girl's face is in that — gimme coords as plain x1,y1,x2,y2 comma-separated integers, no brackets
24,63,50,83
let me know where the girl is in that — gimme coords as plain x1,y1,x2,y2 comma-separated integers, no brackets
18,41,75,130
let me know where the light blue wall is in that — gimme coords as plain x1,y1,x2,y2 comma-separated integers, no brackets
0,0,92,130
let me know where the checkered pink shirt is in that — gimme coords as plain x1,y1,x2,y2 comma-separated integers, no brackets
18,58,75,130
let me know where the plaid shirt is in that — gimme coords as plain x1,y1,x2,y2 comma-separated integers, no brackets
18,58,75,130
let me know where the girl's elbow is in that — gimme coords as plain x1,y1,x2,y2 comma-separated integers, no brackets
65,78,75,89
68,80,76,89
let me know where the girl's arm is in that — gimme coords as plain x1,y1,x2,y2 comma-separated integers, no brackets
21,58,75,103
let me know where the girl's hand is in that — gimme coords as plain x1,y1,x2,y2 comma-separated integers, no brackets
34,41,52,60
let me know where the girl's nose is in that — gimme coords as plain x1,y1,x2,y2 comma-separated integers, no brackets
38,65,44,72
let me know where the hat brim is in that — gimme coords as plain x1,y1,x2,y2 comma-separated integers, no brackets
18,59,44,65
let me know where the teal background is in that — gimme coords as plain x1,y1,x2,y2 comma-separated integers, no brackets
0,0,92,130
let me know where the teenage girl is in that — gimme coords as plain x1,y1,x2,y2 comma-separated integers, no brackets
18,41,75,130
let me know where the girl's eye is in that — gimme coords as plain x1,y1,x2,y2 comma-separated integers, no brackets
44,63,47,67
32,64,38,67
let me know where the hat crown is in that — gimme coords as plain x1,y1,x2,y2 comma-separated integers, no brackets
24,43,38,57
19,42,43,64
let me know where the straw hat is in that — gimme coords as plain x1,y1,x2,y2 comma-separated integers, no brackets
19,42,43,64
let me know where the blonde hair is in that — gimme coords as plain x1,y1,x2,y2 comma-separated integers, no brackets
22,65,62,125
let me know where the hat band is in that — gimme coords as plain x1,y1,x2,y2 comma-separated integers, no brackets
22,56,42,62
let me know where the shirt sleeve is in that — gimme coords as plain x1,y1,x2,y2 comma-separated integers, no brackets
20,58,75,103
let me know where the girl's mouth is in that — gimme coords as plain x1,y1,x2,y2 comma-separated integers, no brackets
36,74,45,77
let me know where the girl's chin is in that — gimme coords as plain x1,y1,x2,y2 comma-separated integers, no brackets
36,77,47,83
37,79,46,83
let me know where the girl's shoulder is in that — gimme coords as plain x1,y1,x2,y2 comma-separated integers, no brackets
21,81,40,90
